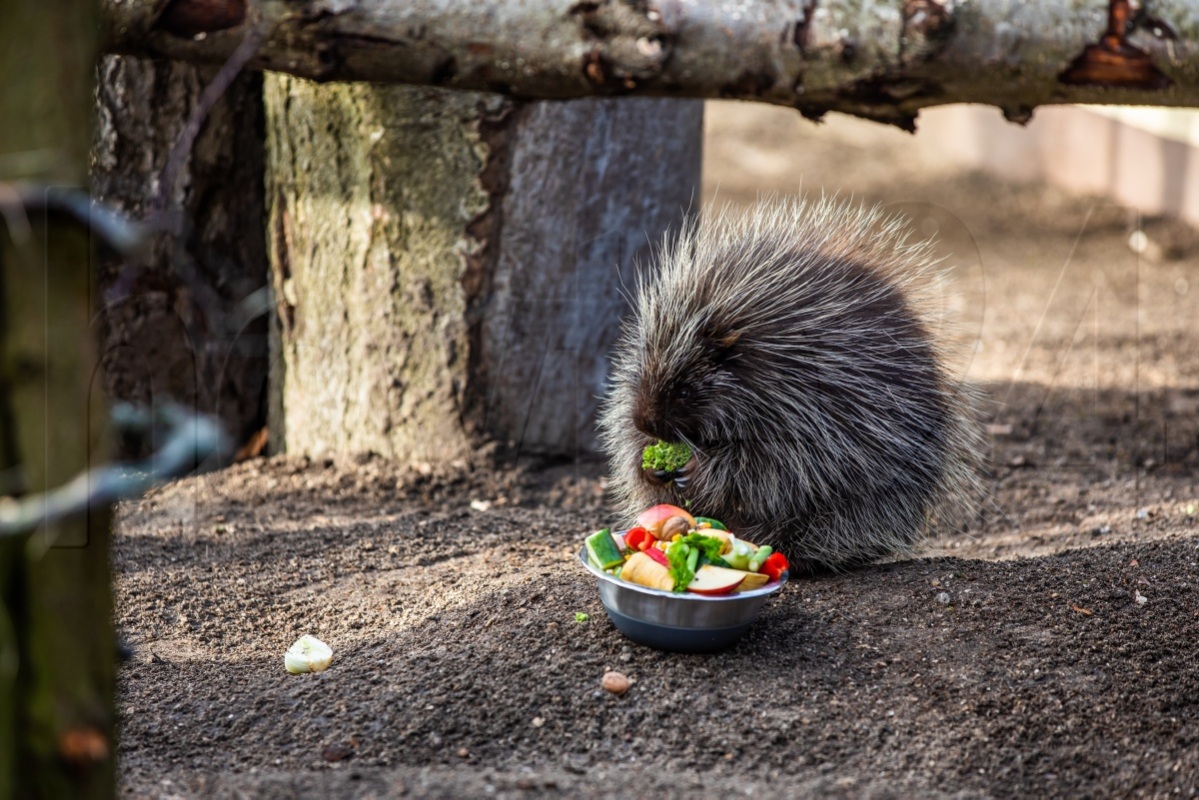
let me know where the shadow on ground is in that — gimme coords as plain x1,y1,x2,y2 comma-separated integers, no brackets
116,105,1199,798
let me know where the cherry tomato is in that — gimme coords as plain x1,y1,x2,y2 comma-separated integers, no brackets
761,552,789,582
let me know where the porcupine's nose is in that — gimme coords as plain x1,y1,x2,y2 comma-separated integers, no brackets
632,395,668,440
633,412,667,440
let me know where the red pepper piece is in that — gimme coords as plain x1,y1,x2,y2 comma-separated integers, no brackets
624,526,653,552
644,546,669,567
761,552,789,582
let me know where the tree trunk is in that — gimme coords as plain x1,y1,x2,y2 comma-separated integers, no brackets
92,56,268,458
265,79,702,460
0,2,115,797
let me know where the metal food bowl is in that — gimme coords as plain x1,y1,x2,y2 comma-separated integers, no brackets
578,540,789,653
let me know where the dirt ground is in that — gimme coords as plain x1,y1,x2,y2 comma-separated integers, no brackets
115,103,1199,798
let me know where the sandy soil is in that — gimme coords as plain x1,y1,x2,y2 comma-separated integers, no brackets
115,103,1199,798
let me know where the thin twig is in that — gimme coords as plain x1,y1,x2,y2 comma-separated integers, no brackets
151,23,270,225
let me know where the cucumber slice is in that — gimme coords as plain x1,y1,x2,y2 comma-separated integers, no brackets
693,516,728,531
585,528,624,570
748,545,773,572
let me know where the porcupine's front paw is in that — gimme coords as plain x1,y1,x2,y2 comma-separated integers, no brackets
642,457,692,491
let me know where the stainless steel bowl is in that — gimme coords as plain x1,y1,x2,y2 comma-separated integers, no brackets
578,540,788,653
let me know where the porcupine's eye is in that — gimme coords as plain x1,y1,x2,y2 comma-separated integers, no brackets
663,380,706,443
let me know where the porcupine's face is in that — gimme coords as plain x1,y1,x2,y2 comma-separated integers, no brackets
630,309,746,451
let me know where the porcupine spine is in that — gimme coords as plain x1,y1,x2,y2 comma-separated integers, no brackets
597,197,983,571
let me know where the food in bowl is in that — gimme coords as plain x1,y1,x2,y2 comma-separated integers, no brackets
584,504,790,596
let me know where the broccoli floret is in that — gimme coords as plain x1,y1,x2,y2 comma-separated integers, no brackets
641,440,692,472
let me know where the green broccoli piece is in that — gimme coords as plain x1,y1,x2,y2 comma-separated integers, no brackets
641,440,692,473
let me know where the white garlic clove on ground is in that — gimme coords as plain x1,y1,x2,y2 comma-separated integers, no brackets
284,635,333,674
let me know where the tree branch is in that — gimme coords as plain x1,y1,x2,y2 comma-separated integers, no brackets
102,0,1199,128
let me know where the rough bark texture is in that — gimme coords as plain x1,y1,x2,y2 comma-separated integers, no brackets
265,79,701,460
103,0,1199,129
1,2,115,797
264,81,500,461
91,56,268,458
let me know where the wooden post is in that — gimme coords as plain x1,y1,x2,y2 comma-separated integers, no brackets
0,1,116,797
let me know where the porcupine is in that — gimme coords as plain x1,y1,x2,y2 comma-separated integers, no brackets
597,198,982,572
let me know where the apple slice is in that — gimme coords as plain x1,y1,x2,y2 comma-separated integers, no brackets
686,564,746,596
643,546,669,567
735,571,771,591
634,504,697,539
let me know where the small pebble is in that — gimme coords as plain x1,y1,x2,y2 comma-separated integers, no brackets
601,671,632,695
935,592,952,605
1135,591,1148,606
321,743,353,763
531,717,545,728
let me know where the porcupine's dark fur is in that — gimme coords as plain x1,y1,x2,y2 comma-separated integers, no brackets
597,198,983,572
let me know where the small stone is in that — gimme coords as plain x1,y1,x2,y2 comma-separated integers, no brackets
457,747,470,758
601,671,632,695
531,717,545,728
321,743,354,763
935,592,952,605
1135,591,1148,606
470,499,492,512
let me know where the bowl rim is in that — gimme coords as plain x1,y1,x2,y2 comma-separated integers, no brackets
577,537,789,602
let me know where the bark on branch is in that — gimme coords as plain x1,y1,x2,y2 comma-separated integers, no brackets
103,0,1199,128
